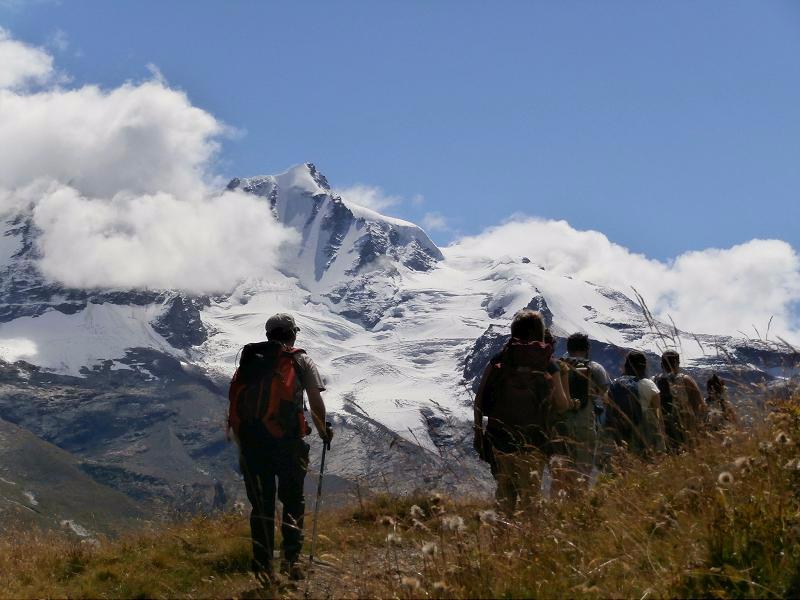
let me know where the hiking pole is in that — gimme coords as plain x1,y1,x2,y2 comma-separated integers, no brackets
305,421,332,595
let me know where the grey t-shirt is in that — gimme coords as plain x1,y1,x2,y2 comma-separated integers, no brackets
293,352,326,408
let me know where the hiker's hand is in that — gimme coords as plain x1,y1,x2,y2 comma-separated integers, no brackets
319,422,333,446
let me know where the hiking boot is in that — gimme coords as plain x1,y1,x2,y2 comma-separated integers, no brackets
252,559,275,587
280,559,305,581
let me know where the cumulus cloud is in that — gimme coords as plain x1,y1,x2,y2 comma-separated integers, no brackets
449,217,800,340
333,184,403,212
422,212,449,232
31,184,296,291
0,27,54,89
0,29,296,294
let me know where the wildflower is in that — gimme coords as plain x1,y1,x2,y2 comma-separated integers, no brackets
478,509,498,525
775,431,792,445
379,515,396,527
441,515,466,532
409,504,426,519
400,576,421,591
422,541,438,557
717,471,734,486
386,532,402,546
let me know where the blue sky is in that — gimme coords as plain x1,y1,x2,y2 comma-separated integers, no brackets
2,0,799,260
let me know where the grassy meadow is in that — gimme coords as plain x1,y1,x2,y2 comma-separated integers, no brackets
1,386,799,599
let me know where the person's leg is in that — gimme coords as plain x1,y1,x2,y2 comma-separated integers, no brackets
492,450,520,515
241,454,277,574
277,440,309,568
515,450,546,510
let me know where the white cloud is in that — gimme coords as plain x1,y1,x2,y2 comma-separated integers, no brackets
422,212,449,232
333,184,402,212
0,27,54,89
449,217,800,340
0,31,296,294
46,29,68,53
31,184,296,292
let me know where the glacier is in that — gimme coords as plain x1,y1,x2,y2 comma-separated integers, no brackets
0,163,796,528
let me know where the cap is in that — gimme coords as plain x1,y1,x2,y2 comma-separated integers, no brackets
265,313,300,335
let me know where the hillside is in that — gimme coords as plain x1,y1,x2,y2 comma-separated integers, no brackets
1,163,796,525
2,388,798,599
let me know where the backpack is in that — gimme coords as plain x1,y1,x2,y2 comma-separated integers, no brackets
483,340,555,452
227,341,311,444
655,373,694,445
606,376,643,444
563,357,594,411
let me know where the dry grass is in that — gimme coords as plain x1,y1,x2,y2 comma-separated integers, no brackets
2,389,800,599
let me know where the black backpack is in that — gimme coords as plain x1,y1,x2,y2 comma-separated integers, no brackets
563,357,593,411
483,341,555,452
607,376,643,443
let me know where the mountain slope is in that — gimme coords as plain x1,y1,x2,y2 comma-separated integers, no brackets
0,163,796,521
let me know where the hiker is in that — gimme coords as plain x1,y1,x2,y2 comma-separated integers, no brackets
604,350,666,457
554,333,611,483
705,373,737,430
227,313,332,583
654,350,706,451
473,309,573,514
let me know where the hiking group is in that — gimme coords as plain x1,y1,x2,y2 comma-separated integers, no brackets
473,309,737,514
226,309,737,585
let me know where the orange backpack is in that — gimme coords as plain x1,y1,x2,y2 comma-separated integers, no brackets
228,341,311,442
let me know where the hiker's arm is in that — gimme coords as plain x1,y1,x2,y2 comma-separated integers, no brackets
474,364,493,430
649,387,667,452
307,387,328,440
550,373,571,412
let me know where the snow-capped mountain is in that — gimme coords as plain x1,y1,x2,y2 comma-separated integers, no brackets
0,163,795,532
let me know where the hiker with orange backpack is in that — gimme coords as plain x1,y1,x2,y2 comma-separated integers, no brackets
228,313,332,583
473,309,573,515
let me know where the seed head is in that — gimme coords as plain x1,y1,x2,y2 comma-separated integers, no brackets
441,515,466,532
409,504,426,519
722,436,733,448
733,456,752,470
386,532,402,546
422,541,438,557
775,431,792,445
717,471,734,486
478,509,498,525
432,581,449,592
379,515,396,527
759,441,775,454
400,576,421,591
430,492,443,505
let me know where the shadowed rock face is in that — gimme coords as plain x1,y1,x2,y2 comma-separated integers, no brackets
152,296,209,349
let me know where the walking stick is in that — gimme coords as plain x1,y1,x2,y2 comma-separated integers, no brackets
305,422,331,596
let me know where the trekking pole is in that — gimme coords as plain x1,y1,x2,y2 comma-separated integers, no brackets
305,421,331,596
